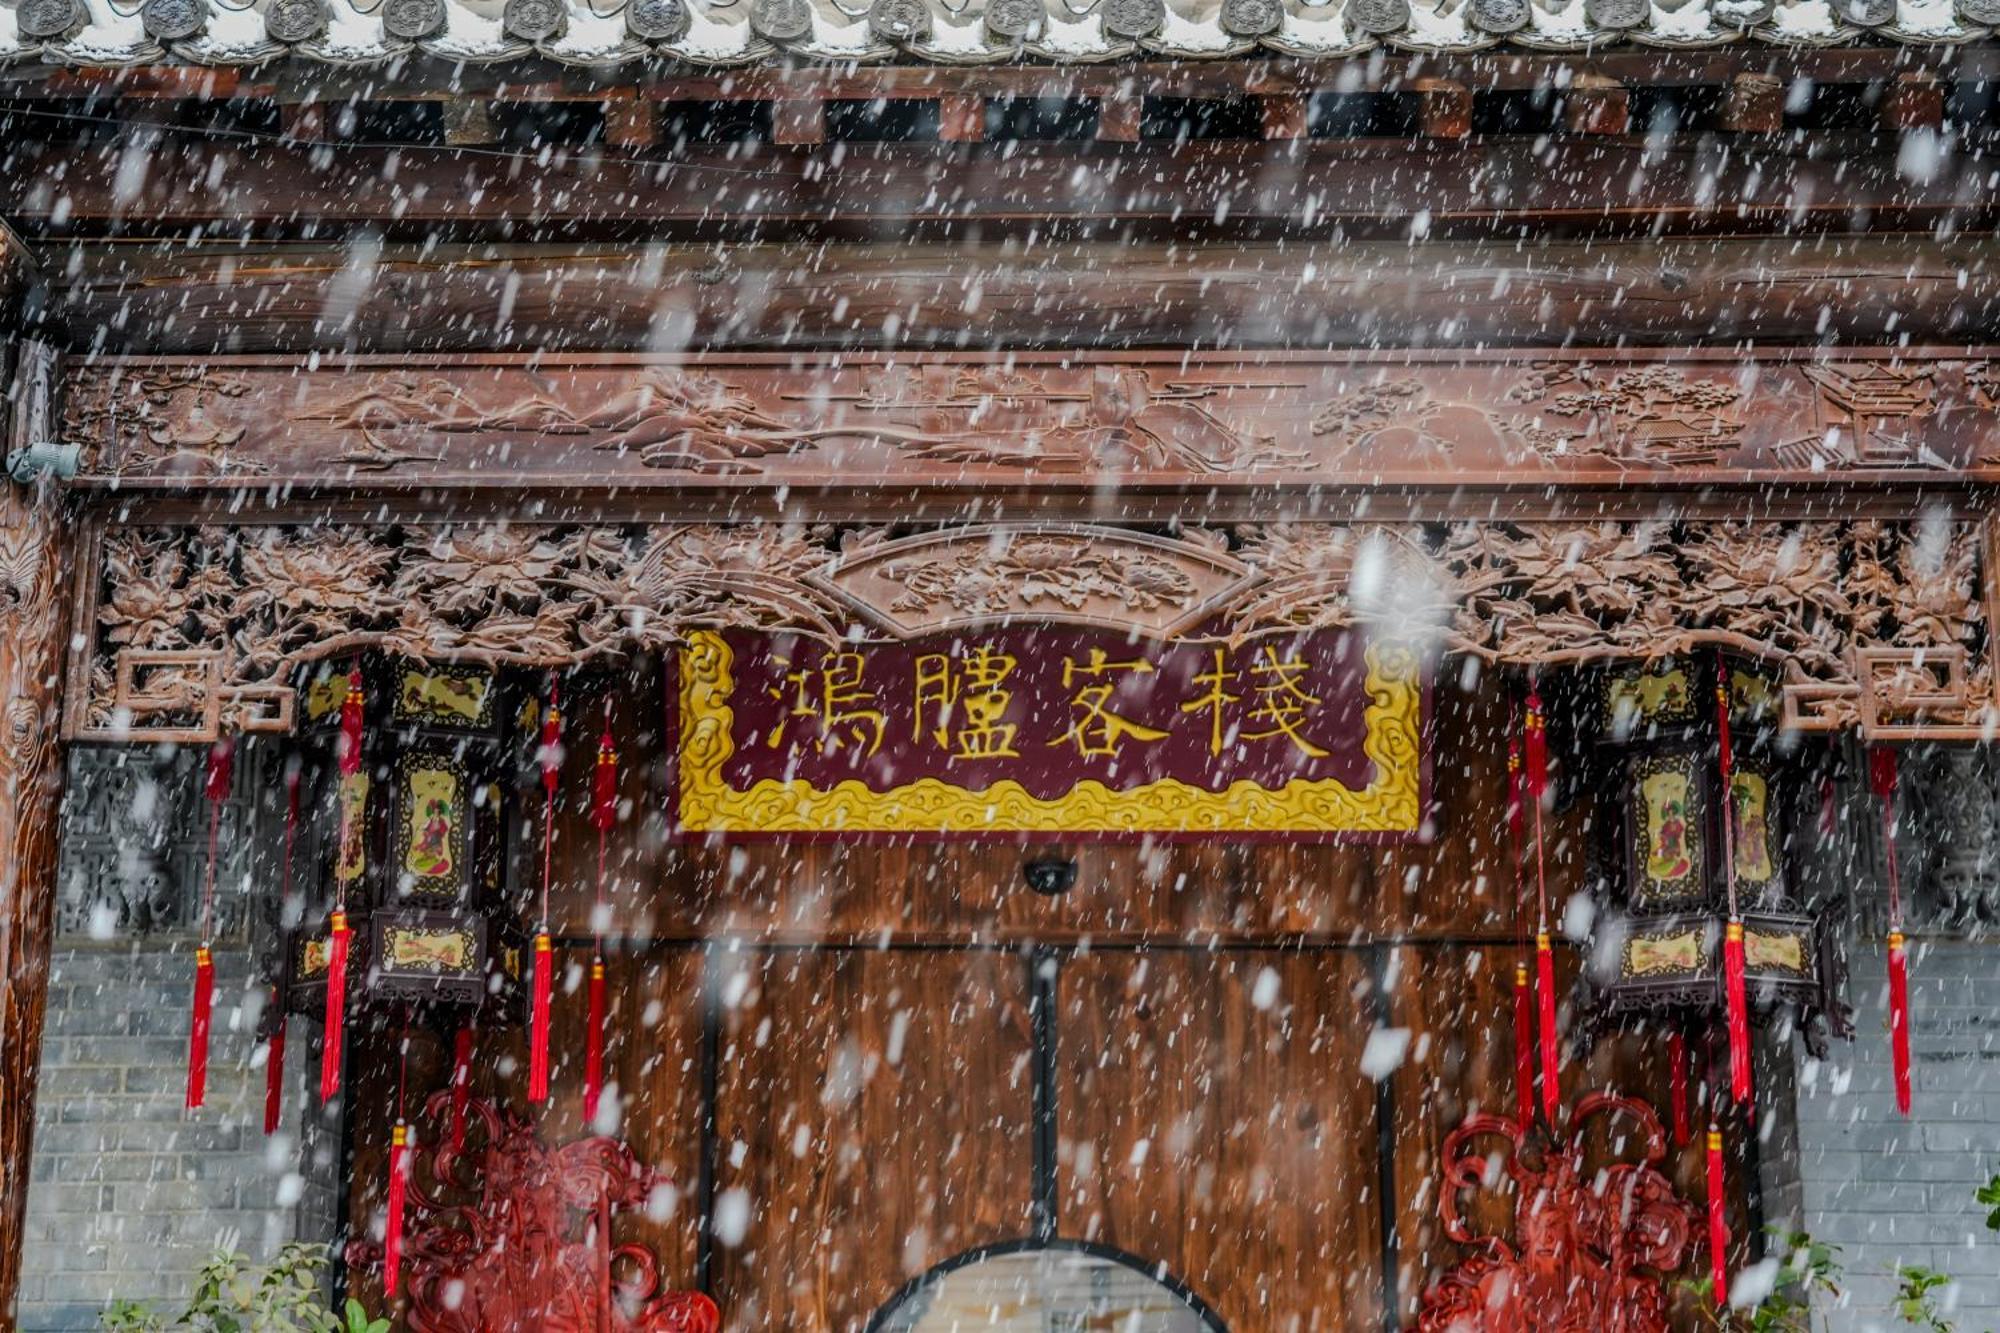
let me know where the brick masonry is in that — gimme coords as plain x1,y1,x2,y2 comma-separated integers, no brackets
17,944,336,1332
1785,936,2000,1330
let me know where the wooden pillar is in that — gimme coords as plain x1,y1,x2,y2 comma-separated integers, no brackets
0,229,77,1329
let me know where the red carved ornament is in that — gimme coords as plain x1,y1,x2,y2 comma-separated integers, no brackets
1414,1093,1694,1333
348,1093,719,1333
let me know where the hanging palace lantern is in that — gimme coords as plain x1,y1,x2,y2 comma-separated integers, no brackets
276,659,527,1091
1590,653,1848,1046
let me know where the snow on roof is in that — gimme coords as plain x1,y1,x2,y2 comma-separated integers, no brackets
0,0,1982,67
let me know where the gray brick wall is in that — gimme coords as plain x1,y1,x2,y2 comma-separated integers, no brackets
18,945,331,1332
1789,937,2000,1330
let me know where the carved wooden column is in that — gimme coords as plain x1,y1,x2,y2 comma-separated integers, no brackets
0,225,76,1331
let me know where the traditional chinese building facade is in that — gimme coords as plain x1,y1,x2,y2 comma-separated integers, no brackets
2,16,1999,1333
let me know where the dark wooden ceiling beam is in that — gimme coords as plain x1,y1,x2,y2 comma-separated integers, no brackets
3,134,1992,238
32,235,2000,354
9,48,1998,103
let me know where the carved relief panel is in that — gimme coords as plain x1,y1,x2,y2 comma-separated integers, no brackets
57,350,2000,492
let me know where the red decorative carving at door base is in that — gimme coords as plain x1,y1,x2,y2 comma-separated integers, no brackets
347,1093,719,1333
1413,1092,1694,1333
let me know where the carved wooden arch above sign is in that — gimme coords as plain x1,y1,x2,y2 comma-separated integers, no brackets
810,524,1256,640
61,516,1999,745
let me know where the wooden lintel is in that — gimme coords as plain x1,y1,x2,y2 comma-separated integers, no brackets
1721,72,1785,133
1097,95,1142,143
1416,79,1471,141
772,98,826,146
1563,73,1629,136
1259,94,1312,141
1882,71,1945,133
7,136,1997,238
937,94,985,143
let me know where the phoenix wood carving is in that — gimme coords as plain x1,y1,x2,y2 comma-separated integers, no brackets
57,350,2000,490
1412,1093,1693,1333
63,517,1997,745
346,1093,718,1333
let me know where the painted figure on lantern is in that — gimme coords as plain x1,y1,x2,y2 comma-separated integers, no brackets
1732,773,1774,881
1643,774,1694,883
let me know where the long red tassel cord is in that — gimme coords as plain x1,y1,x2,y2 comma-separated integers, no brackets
1523,683,1561,1126
186,739,234,1111
384,1013,410,1298
264,762,302,1135
585,704,618,1126
1506,713,1536,1130
1715,656,1753,1106
1706,1119,1730,1305
322,666,365,1103
529,686,563,1104
1870,745,1914,1116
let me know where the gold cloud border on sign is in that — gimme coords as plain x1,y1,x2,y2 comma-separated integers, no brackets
676,630,1424,836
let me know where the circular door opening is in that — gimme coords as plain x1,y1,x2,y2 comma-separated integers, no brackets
870,1241,1225,1332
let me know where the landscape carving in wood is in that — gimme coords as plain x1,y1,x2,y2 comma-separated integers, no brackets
1413,1093,1693,1333
63,518,1995,745
345,1093,718,1333
57,350,2000,490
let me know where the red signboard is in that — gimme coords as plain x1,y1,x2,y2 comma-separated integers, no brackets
674,627,1424,839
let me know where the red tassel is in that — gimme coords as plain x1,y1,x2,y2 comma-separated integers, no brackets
320,912,350,1102
1523,688,1549,799
1888,930,1913,1115
186,946,214,1110
450,1024,474,1152
1668,1030,1690,1147
529,930,554,1103
384,1123,409,1297
585,957,607,1125
1724,920,1753,1104
592,721,619,833
338,666,365,778
1535,932,1560,1125
1511,962,1535,1128
263,1014,286,1135
1706,1122,1730,1306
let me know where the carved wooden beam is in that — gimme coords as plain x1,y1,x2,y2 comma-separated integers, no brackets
53,350,2000,503
61,516,1998,746
0,342,78,1328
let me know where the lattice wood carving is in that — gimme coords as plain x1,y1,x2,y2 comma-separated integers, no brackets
346,1093,718,1333
65,518,1995,744
1413,1093,1693,1333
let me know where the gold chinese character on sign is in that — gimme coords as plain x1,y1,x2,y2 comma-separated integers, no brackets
1242,644,1330,758
914,645,1022,760
1049,649,1168,759
1179,647,1244,757
767,650,886,758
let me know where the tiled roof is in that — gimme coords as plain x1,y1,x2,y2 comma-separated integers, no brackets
0,0,1990,69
